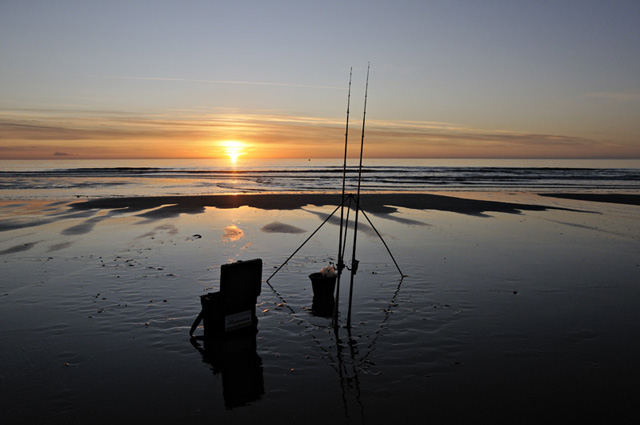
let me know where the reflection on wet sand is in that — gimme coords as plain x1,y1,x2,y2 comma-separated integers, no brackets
223,225,244,242
0,241,40,255
265,268,405,422
191,334,264,410
311,295,334,318
260,221,306,234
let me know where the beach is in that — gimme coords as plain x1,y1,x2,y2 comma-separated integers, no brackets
1,191,639,423
4,0,640,421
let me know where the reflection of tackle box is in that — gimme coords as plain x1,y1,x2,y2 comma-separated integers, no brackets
191,259,262,338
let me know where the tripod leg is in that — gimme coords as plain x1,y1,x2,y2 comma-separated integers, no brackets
359,207,405,278
266,202,343,283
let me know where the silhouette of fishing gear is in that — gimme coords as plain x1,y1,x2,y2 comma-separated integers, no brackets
268,64,404,329
264,64,407,419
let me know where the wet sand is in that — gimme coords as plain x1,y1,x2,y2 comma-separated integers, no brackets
1,192,639,423
70,192,578,215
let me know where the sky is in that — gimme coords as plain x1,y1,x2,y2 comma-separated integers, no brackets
1,0,639,160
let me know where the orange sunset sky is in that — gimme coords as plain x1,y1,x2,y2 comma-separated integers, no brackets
1,1,639,160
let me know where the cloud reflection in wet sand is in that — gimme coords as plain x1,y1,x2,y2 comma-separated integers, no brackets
0,241,40,255
260,221,306,234
223,225,244,242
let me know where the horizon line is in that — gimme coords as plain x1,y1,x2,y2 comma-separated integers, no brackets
3,156,639,161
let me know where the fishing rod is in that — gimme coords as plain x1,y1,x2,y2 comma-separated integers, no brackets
333,67,353,328
267,63,402,330
346,62,370,328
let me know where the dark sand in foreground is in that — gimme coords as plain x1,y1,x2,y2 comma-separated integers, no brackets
1,192,639,424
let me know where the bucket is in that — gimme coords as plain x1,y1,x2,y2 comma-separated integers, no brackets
309,272,336,298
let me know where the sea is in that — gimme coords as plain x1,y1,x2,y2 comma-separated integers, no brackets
1,158,639,201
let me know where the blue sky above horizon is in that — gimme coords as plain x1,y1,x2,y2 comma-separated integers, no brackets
1,0,639,159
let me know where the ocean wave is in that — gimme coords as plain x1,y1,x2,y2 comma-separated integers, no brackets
1,161,639,198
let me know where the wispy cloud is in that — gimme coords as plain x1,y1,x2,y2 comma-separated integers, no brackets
584,92,640,102
0,108,634,159
99,75,346,91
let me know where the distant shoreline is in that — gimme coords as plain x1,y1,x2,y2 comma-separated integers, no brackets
538,193,640,206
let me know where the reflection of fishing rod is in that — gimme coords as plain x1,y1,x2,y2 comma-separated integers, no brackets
359,276,404,362
334,326,365,422
346,62,370,328
264,279,297,315
265,268,402,422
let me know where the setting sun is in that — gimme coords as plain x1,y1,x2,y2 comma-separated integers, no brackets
220,140,246,164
